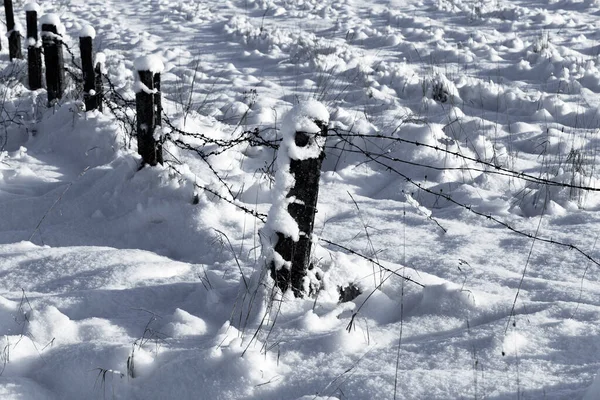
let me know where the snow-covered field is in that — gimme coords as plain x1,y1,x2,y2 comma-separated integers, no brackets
1,0,600,398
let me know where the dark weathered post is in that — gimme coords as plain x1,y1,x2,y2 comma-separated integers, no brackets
267,102,329,297
79,25,102,111
25,3,42,90
4,0,22,60
152,72,163,164
40,14,65,105
93,54,104,112
134,55,164,166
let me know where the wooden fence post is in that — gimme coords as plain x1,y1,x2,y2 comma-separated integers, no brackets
153,71,163,164
93,53,105,112
40,14,65,105
25,3,42,90
268,102,329,297
79,25,102,111
4,0,22,60
134,55,164,166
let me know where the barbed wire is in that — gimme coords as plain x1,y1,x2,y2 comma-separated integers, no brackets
331,131,600,270
59,60,600,276
329,129,600,192
61,41,82,71
162,117,279,155
155,114,600,278
152,119,600,194
165,161,268,223
319,238,425,287
57,41,84,85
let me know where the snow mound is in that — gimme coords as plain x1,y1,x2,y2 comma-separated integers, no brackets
163,308,208,337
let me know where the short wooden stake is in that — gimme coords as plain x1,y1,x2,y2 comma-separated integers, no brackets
79,26,101,111
153,72,163,164
4,0,22,60
134,56,164,166
269,105,328,297
25,4,42,90
41,15,65,105
93,60,103,112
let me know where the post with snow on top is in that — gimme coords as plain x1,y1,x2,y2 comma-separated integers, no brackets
266,101,329,298
93,53,105,112
134,55,164,166
41,14,65,105
25,2,42,90
4,0,22,60
79,25,102,111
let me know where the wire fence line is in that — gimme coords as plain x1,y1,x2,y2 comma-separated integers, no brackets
16,27,600,287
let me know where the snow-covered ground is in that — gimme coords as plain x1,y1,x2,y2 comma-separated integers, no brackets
1,0,600,398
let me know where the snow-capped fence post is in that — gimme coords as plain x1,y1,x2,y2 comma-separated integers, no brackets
134,55,164,166
4,0,22,60
266,101,329,297
25,3,42,90
41,14,65,105
153,72,163,164
93,56,104,112
79,26,101,112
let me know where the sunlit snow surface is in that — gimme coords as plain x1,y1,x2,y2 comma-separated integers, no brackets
1,0,600,398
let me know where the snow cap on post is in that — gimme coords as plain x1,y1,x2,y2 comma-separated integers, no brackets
94,52,106,65
94,52,106,73
281,100,329,161
133,55,165,74
40,13,65,36
133,55,164,94
24,1,41,12
78,24,96,39
11,22,23,35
